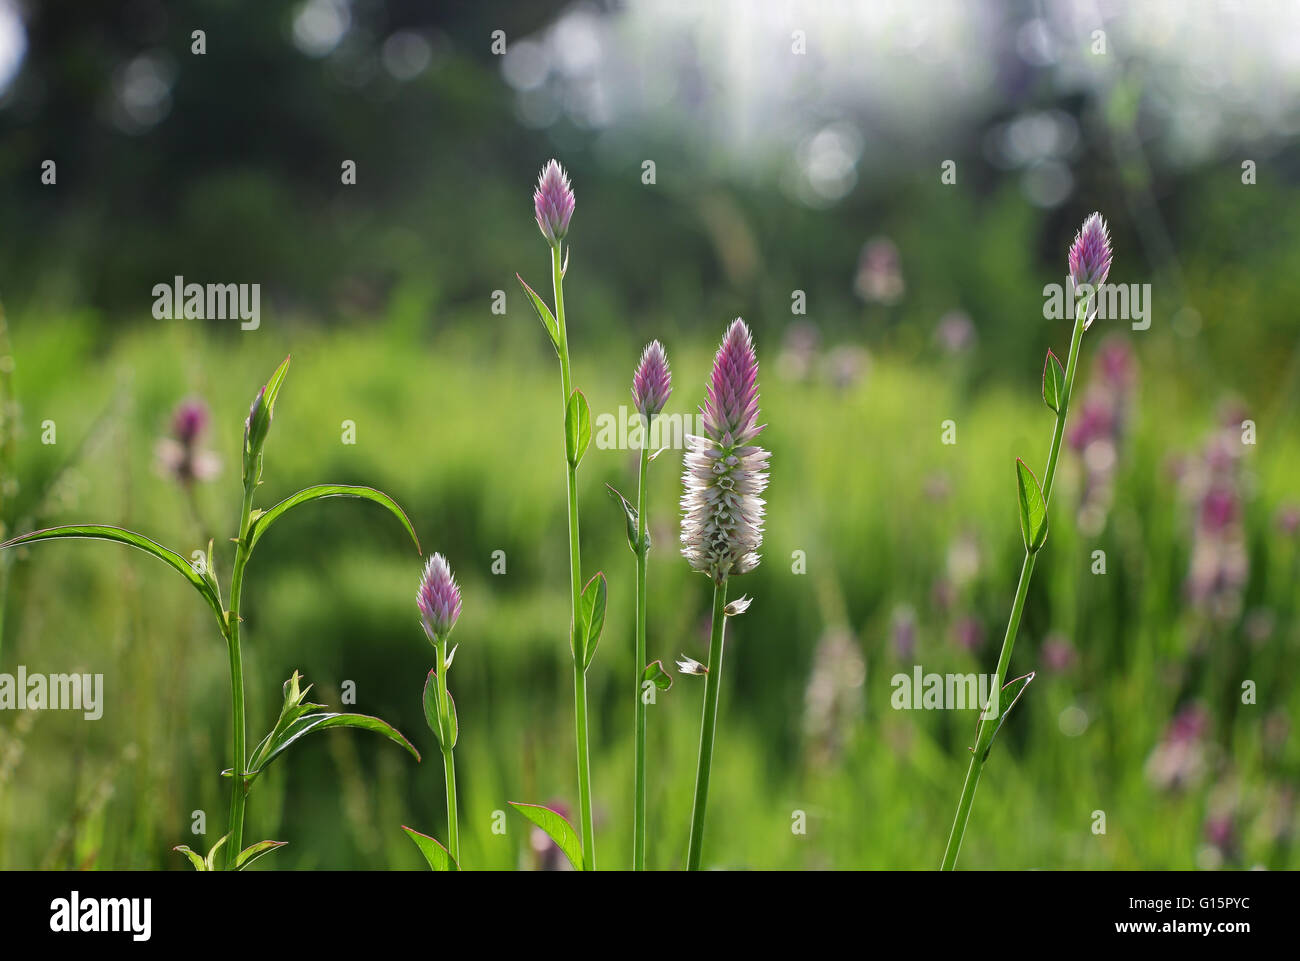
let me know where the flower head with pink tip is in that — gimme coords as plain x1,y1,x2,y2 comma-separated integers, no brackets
1068,212,1113,290
533,159,575,246
681,319,770,581
418,553,462,642
632,340,672,418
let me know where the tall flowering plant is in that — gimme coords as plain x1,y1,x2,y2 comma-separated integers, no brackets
679,319,769,870
608,341,673,870
0,357,423,869
940,213,1114,869
511,160,606,870
403,553,465,870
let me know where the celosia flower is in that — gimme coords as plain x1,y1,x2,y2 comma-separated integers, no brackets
417,553,462,641
680,319,770,581
1068,212,1113,290
533,159,575,246
632,340,672,418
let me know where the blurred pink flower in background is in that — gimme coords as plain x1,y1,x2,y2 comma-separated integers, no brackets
1146,703,1209,791
853,236,904,305
155,397,220,486
1067,336,1136,536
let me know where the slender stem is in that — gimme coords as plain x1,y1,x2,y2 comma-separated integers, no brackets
687,578,728,871
632,441,650,871
224,480,256,870
551,242,595,870
436,636,459,863
940,298,1088,870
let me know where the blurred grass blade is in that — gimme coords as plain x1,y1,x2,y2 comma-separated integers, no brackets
565,390,591,467
977,672,1036,761
1042,350,1065,413
578,572,607,669
0,525,226,628
235,839,287,870
402,826,458,871
516,273,561,355
1015,459,1048,553
508,802,584,871
246,485,421,555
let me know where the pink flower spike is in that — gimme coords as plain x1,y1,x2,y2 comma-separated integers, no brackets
417,553,462,641
533,159,575,246
632,340,672,417
1068,212,1113,289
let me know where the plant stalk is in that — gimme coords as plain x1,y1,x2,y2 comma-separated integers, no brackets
632,441,650,870
224,479,256,870
940,297,1088,870
552,242,595,870
436,636,460,863
687,578,728,870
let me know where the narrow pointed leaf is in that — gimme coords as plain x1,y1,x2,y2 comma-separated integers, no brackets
422,668,458,750
402,826,459,871
235,840,287,870
172,845,207,871
605,484,642,553
262,355,292,414
508,802,584,871
565,390,591,467
247,485,420,555
1042,350,1065,413
578,572,607,669
244,712,419,781
1015,458,1049,553
976,672,1036,761
0,525,225,628
516,274,560,355
642,659,673,692
204,834,229,872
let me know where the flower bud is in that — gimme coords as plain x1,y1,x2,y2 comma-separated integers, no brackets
533,159,575,246
418,553,462,642
632,340,672,418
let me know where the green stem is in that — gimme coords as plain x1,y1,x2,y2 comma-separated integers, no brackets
224,480,256,870
633,442,650,871
687,578,728,871
940,298,1088,870
552,242,595,870
436,636,459,863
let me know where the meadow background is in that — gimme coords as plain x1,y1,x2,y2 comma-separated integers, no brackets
1,0,1298,870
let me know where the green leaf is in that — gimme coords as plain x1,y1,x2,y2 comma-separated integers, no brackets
642,659,673,692
977,671,1036,761
1015,458,1049,553
508,802,584,871
1042,350,1065,413
0,525,226,630
402,826,459,871
246,485,421,556
516,273,560,355
577,572,607,669
565,390,591,467
172,845,207,871
606,484,644,554
235,840,287,870
262,354,292,415
422,667,458,750
241,672,419,783
204,834,229,872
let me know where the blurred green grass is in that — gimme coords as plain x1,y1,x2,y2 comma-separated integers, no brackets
0,306,1297,870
